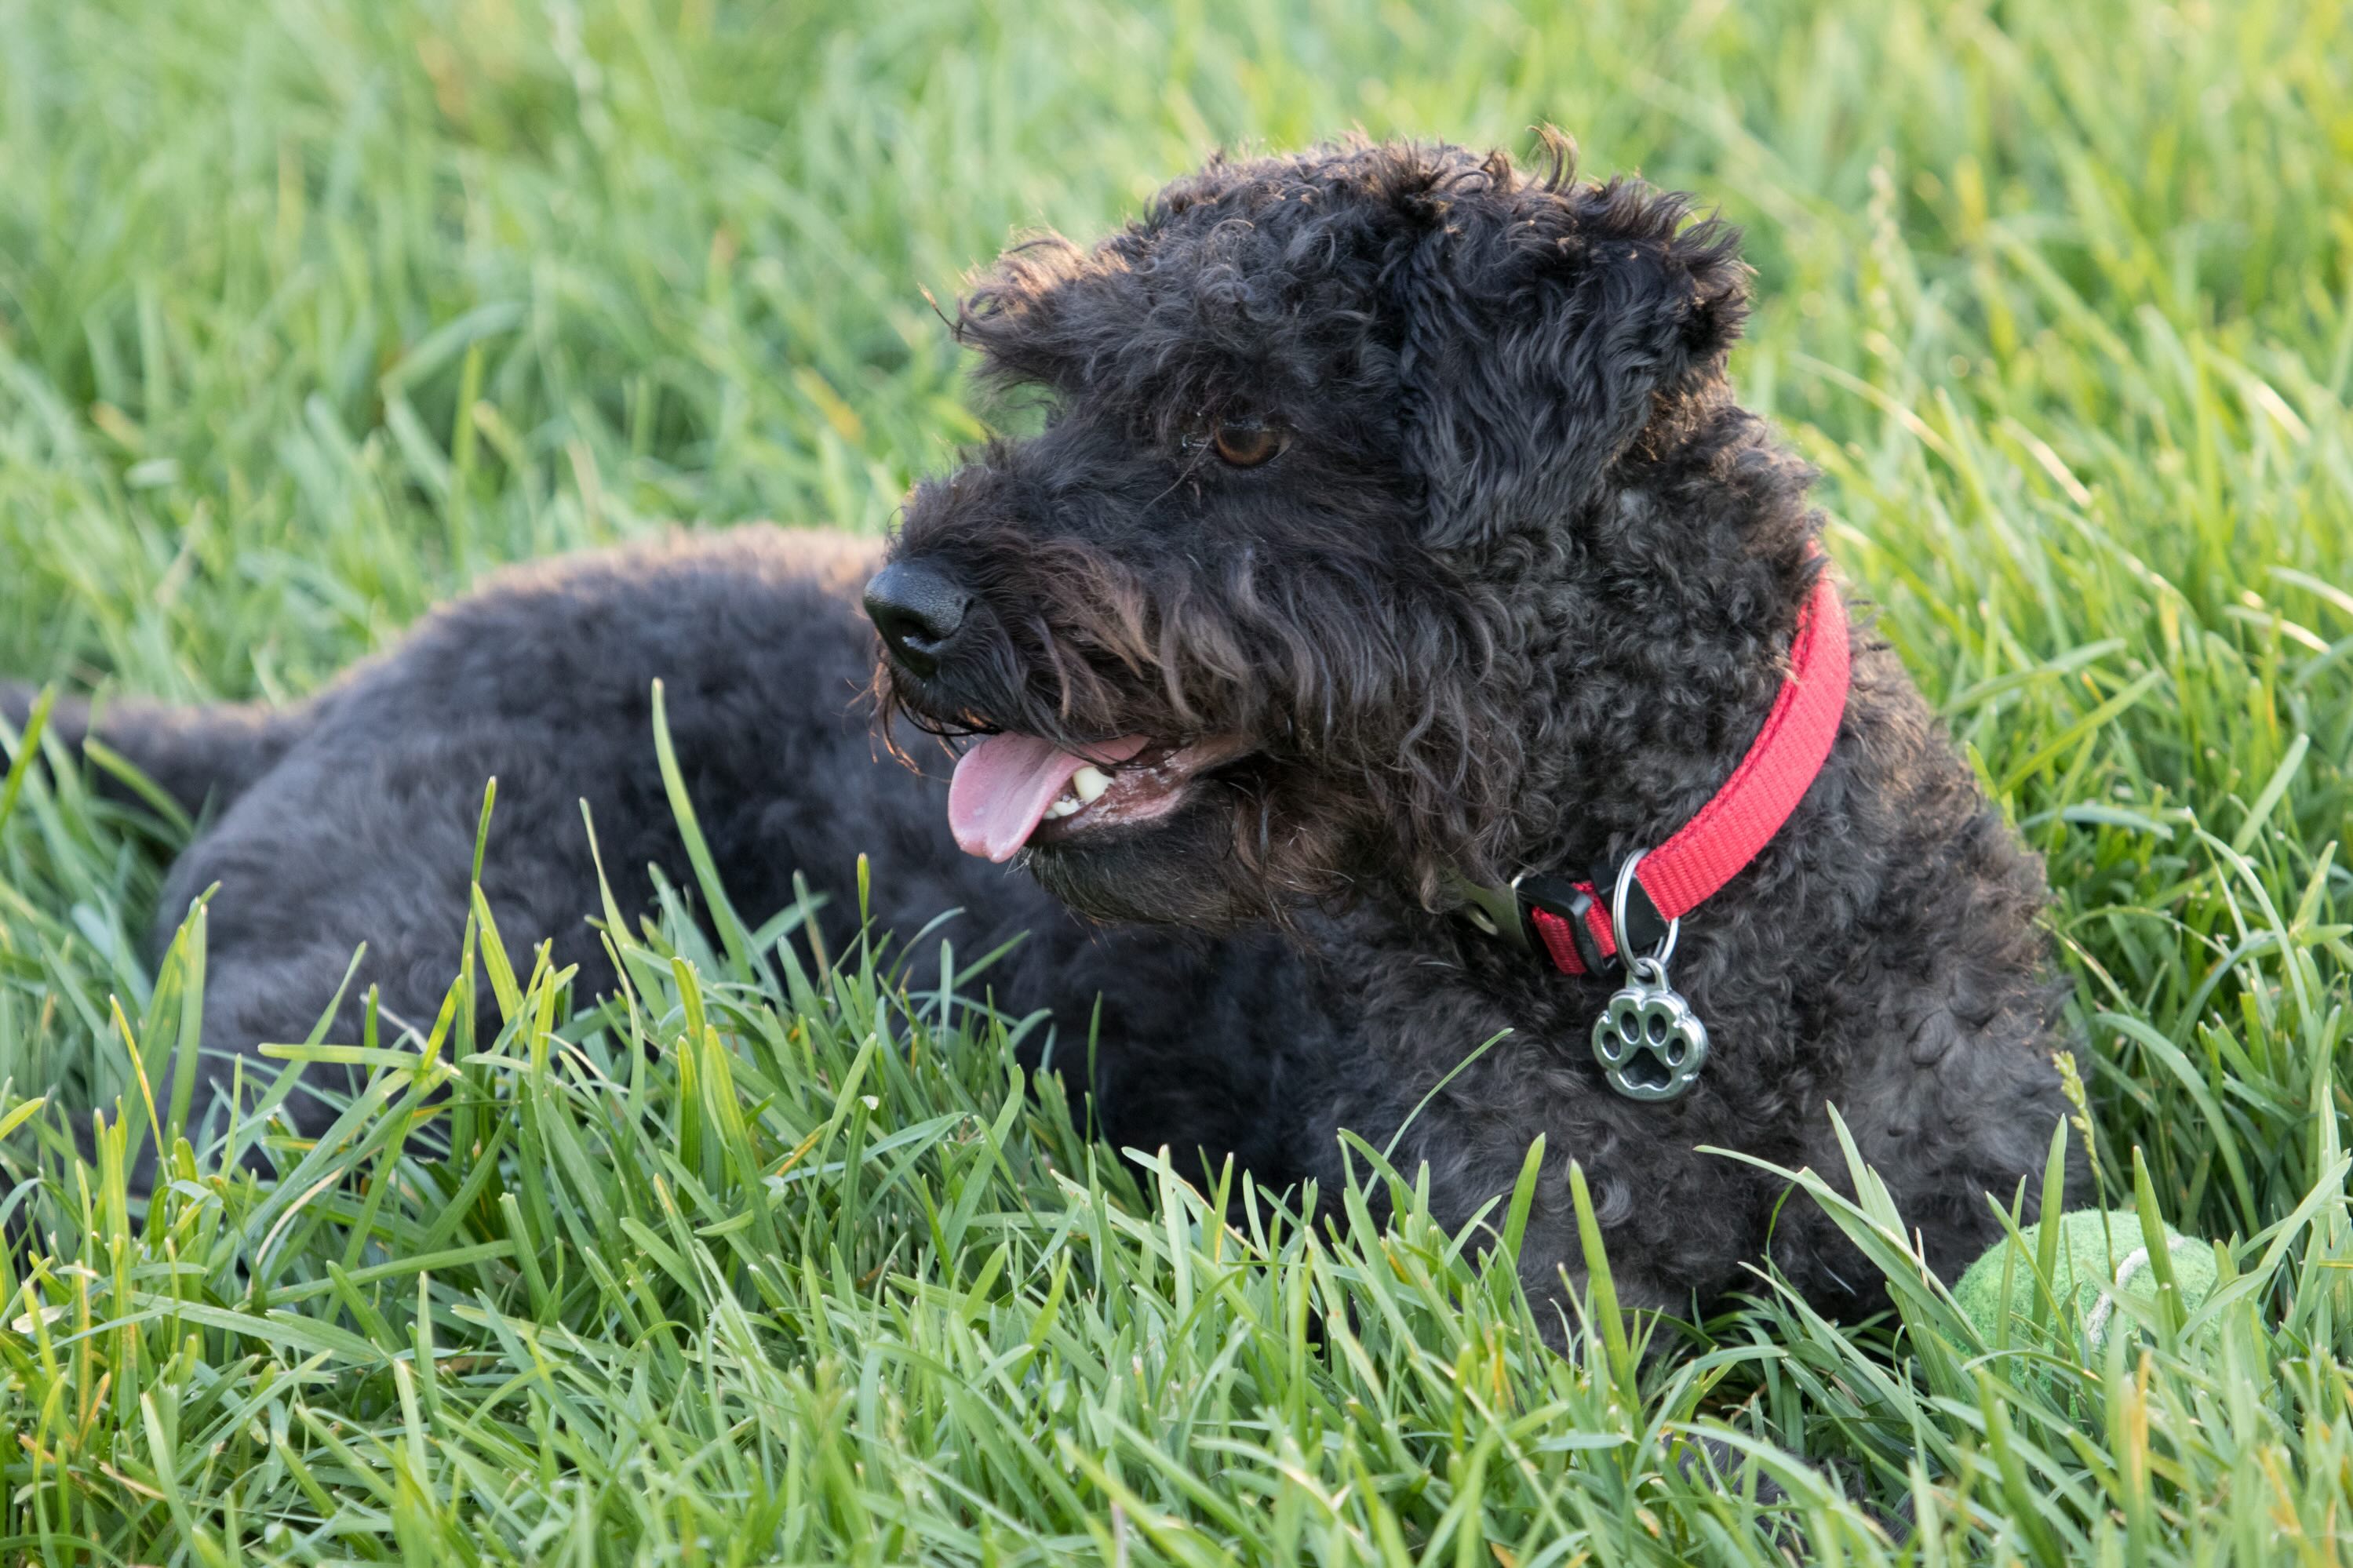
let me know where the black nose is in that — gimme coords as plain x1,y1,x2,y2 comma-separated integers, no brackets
863,560,971,678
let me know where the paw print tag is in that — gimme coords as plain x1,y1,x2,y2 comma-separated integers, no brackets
1590,957,1710,1102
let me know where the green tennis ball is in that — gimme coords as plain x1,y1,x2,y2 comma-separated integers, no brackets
1954,1208,2219,1352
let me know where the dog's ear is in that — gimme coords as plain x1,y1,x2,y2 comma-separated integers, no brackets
1391,149,1748,549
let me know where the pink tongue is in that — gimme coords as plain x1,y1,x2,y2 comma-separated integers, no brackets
948,733,1149,861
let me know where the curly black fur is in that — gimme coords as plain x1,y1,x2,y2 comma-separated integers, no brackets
6,136,2071,1322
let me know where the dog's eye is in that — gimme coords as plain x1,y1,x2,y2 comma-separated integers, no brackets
1210,420,1284,467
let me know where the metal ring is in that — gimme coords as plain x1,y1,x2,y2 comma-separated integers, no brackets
1609,850,1678,970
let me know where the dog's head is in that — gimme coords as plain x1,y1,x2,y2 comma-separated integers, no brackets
870,136,1763,929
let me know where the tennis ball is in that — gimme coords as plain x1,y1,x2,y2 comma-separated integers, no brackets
1953,1208,2219,1352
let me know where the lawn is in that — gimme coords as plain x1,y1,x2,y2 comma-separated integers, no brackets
2,0,2350,1561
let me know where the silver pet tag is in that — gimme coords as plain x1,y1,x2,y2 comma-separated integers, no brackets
1590,955,1710,1102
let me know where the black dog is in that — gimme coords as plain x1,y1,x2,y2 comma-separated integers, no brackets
5,139,2069,1317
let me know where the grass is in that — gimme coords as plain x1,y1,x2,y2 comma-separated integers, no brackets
2,0,2350,1559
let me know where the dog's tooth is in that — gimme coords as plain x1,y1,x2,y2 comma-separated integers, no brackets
1071,765,1111,802
1043,798,1080,820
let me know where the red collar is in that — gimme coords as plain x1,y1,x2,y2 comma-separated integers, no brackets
1461,570,1851,975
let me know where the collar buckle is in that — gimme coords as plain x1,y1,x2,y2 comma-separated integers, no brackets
1517,874,1607,973
1451,865,1659,977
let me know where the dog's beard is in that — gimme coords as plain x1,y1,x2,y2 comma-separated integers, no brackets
1018,791,1273,930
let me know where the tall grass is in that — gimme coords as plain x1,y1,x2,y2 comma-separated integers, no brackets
3,0,2350,1560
